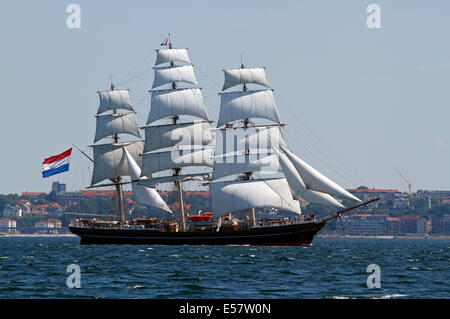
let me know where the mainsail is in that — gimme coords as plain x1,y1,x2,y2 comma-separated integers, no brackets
139,38,214,230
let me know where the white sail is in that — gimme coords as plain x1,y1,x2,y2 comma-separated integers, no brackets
217,90,280,127
276,149,344,208
155,48,191,65
94,112,141,143
124,148,172,213
222,67,270,91
91,141,144,185
143,121,213,153
152,65,198,88
210,178,301,218
147,88,209,124
140,147,214,177
212,154,281,180
280,145,361,202
97,90,134,115
215,126,285,156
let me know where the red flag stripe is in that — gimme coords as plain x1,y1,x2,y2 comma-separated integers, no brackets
42,148,72,164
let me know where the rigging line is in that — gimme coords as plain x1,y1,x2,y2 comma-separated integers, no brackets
277,96,364,186
115,66,154,87
196,69,222,78
275,96,365,186
116,51,155,85
69,151,83,191
277,124,358,186
262,125,357,193
132,93,149,106
287,134,358,187
196,67,222,88
116,76,153,89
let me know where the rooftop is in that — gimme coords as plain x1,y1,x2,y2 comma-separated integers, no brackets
21,192,46,196
347,189,399,193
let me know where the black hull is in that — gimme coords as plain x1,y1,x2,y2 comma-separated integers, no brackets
69,221,326,246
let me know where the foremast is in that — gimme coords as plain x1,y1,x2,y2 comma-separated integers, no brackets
210,59,363,222
211,58,301,225
139,36,214,231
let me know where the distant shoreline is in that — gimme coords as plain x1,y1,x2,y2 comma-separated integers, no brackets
0,234,77,237
1,233,449,239
318,234,450,240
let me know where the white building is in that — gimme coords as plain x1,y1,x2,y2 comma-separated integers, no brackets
35,218,62,229
2,205,23,217
0,218,17,231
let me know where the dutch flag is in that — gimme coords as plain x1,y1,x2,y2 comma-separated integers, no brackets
161,38,168,46
42,148,72,178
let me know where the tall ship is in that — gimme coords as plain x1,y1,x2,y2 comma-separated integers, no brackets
69,37,377,245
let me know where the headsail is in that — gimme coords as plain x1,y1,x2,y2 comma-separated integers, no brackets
275,148,344,208
280,145,361,202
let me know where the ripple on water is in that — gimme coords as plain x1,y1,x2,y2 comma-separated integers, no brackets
0,237,449,298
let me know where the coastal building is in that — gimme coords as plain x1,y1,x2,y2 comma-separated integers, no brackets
439,215,450,234
0,218,17,233
81,190,133,198
401,215,430,234
393,192,409,209
33,203,63,216
51,181,66,193
35,218,62,229
341,214,389,234
20,192,46,198
387,217,402,233
17,200,31,214
2,204,23,217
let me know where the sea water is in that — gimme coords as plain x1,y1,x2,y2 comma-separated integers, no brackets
0,237,448,298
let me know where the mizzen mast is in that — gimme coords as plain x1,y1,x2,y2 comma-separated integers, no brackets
90,81,143,223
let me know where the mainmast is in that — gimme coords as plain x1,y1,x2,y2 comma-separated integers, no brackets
139,38,214,231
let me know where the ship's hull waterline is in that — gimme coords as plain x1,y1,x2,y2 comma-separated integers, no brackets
69,221,326,246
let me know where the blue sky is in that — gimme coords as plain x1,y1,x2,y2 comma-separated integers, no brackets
1,1,449,194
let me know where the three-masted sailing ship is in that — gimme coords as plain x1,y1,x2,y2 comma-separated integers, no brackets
69,37,377,245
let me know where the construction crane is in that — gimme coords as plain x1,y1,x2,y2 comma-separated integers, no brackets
394,167,412,196
394,167,413,208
